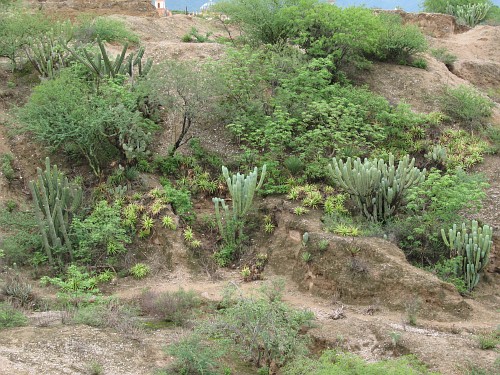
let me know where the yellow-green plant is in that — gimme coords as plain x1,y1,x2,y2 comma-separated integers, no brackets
161,215,177,230
130,263,150,279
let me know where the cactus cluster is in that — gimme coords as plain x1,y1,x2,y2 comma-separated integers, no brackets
66,38,153,84
23,23,73,79
441,220,493,291
29,158,82,267
425,144,447,165
328,154,425,222
446,2,491,27
213,165,267,247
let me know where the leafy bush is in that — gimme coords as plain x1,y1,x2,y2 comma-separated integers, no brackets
0,9,52,70
213,0,315,45
0,206,40,265
429,257,467,294
129,263,150,279
0,302,28,329
71,200,130,265
40,265,113,305
166,334,227,375
19,68,157,175
181,27,212,43
438,85,494,128
205,290,314,368
283,350,435,375
377,13,428,65
139,289,201,326
0,153,15,181
286,4,384,71
399,169,487,263
73,16,139,44
160,180,194,222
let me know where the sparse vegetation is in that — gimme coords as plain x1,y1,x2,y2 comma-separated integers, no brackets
0,302,28,329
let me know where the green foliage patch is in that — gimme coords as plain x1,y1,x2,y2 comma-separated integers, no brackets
0,302,28,329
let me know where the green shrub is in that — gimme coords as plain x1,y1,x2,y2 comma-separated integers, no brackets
139,289,201,326
213,0,315,45
0,9,52,70
204,289,314,368
0,153,15,181
286,4,384,70
40,265,113,305
160,180,194,222
166,334,227,375
0,206,40,265
19,68,157,175
429,257,467,294
283,351,435,375
438,85,494,129
400,169,487,263
74,15,139,44
129,263,150,279
71,200,131,265
0,302,28,329
477,330,499,350
377,13,428,65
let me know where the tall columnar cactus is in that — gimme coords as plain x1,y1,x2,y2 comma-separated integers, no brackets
29,158,82,267
328,154,425,222
441,220,493,291
213,165,267,246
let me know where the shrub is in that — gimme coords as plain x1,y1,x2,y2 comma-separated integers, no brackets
139,289,201,326
0,302,28,329
19,68,157,175
181,27,212,43
2,273,36,308
377,13,428,65
40,265,113,305
166,334,227,375
283,351,435,375
129,263,150,279
0,9,52,70
0,206,40,266
204,290,314,368
477,328,499,350
286,4,384,70
72,298,141,334
438,85,494,129
213,0,315,45
71,200,131,265
0,153,15,181
400,169,487,263
73,16,139,44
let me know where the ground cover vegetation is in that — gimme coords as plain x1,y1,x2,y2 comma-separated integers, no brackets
0,0,498,373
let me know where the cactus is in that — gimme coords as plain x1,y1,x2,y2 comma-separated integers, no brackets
328,154,425,222
446,3,491,27
441,220,493,291
425,144,447,165
29,158,82,267
213,165,266,247
23,23,73,79
65,38,153,84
